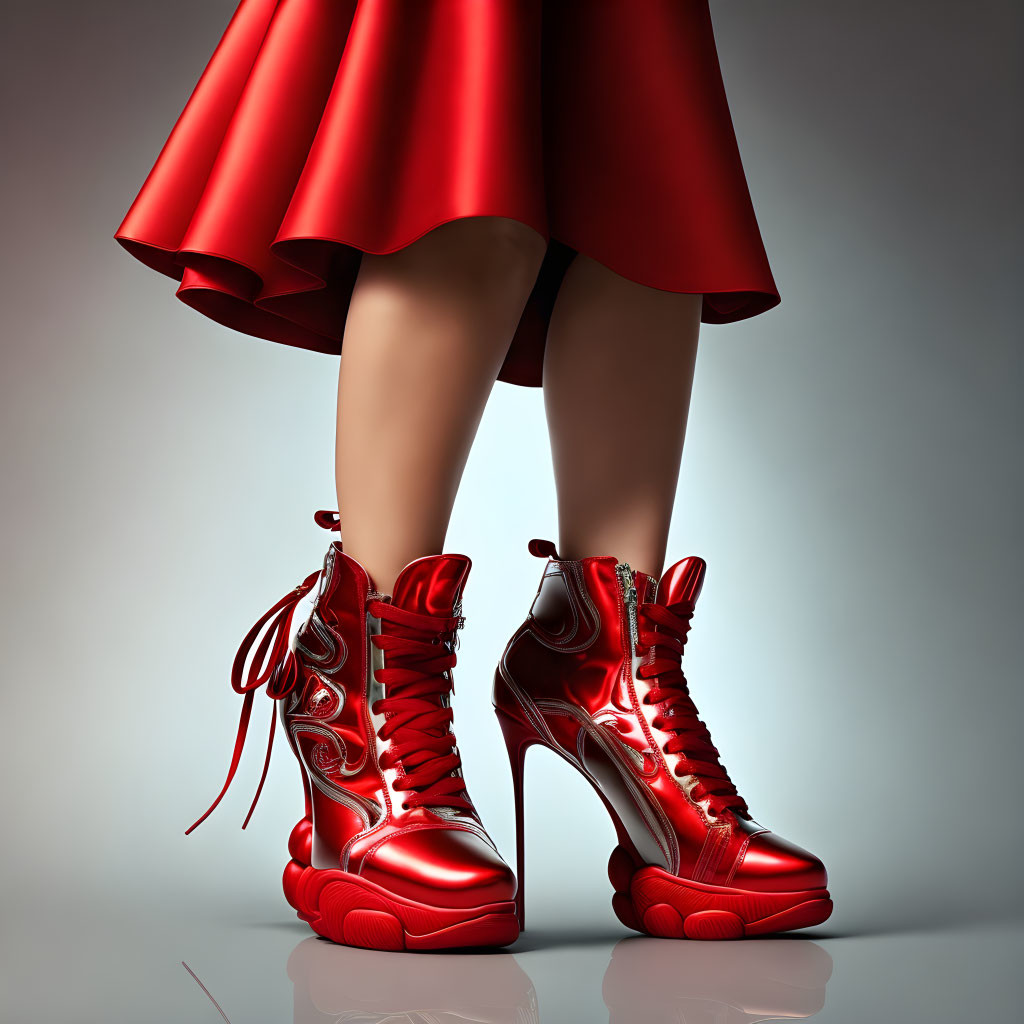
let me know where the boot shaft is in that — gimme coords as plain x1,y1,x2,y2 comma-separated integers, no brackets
290,542,469,733
495,549,660,716
287,541,482,872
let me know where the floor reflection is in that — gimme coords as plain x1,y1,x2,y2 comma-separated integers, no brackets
184,931,832,1023
286,937,539,1024
603,937,833,1023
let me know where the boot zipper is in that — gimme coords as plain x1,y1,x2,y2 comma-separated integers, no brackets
615,562,639,659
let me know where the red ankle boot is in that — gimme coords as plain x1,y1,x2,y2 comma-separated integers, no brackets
193,513,518,950
494,541,832,940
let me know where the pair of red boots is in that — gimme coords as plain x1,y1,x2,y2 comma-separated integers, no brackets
193,512,831,950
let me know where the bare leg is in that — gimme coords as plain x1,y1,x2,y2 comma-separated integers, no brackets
543,255,703,579
336,217,546,593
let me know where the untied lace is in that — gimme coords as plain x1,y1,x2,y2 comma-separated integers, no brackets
368,600,471,812
186,511,340,834
635,599,749,817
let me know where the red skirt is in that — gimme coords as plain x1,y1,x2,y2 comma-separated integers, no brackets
115,0,779,387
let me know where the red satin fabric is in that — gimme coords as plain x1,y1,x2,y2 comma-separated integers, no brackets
116,0,780,386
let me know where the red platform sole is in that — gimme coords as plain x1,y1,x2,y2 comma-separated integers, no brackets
608,845,832,940
281,819,520,951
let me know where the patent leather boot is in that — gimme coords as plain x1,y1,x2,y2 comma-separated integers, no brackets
193,512,518,950
494,541,832,940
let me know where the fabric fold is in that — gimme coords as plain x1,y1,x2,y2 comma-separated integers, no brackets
116,0,780,387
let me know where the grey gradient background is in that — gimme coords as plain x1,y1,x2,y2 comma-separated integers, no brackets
1,1,1022,1021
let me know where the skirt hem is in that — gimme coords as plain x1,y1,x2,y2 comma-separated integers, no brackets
116,213,780,387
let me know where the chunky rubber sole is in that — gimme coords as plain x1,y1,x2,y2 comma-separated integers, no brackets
281,819,520,951
608,845,833,940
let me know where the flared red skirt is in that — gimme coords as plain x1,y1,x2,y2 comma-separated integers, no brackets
115,0,780,386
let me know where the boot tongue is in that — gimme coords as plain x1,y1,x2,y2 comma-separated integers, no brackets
391,555,471,616
657,556,706,609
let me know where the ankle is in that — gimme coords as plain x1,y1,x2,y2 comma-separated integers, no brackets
556,539,664,580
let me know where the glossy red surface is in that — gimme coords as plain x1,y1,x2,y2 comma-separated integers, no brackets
198,513,517,949
115,0,778,386
495,546,832,938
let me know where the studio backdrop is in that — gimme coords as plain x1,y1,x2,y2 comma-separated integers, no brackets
0,2,1020,1022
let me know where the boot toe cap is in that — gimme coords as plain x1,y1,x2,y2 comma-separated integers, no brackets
732,831,828,892
361,826,517,908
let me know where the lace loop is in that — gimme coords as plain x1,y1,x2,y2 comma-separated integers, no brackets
188,513,343,835
187,571,320,834
635,601,748,817
368,599,470,811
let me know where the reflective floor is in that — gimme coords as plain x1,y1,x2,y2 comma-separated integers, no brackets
277,931,832,1024
4,886,1020,1023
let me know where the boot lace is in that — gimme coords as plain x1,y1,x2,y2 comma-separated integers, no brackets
635,601,748,818
368,600,471,812
187,510,341,834
187,570,321,834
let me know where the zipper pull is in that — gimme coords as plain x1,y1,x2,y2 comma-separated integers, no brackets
615,562,639,655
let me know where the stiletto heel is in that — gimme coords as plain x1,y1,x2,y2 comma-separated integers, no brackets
495,706,537,929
